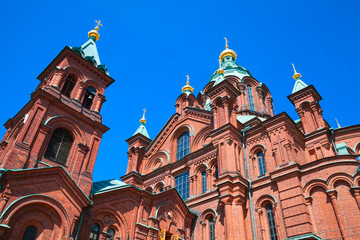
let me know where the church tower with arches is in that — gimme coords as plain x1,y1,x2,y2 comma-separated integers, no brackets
0,25,359,240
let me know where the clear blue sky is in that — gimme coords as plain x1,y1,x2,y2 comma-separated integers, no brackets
1,1,359,182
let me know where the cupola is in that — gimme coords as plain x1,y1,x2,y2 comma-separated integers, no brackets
182,75,194,95
220,37,237,62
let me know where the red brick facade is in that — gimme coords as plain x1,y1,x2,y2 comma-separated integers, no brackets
0,32,359,240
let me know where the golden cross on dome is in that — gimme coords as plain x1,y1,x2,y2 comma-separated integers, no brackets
335,118,341,128
143,108,146,115
95,20,103,28
186,75,190,84
224,37,229,48
218,59,222,69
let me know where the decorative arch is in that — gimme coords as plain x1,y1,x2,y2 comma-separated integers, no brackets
200,208,217,221
83,79,104,94
144,150,170,173
302,178,328,197
44,115,86,144
242,76,260,87
154,181,165,193
86,206,129,240
256,194,278,209
192,126,212,152
62,66,85,80
327,173,354,190
249,144,267,155
170,125,194,162
155,202,184,230
145,186,154,193
194,163,209,175
1,194,71,239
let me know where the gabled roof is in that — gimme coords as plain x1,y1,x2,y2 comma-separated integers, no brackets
237,115,266,124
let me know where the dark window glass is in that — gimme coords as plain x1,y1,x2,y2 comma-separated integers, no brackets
258,151,266,176
106,228,115,240
175,171,189,200
202,171,207,193
176,132,190,161
89,224,100,240
61,75,76,97
44,128,74,165
83,86,96,109
266,204,278,240
214,166,219,179
209,217,215,240
263,95,267,112
247,85,255,111
22,226,37,240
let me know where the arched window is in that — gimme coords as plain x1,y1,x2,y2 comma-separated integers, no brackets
247,85,255,111
44,128,74,165
202,170,207,193
176,131,190,161
83,86,96,109
265,204,278,240
209,217,215,240
257,151,266,176
106,228,115,240
22,225,37,240
61,75,76,97
89,223,100,240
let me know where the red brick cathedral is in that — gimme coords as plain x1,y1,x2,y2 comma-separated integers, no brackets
0,25,359,240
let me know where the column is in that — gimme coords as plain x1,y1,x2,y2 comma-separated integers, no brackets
212,106,218,129
200,220,207,240
256,87,265,112
206,169,212,192
235,197,246,239
94,93,106,113
74,81,86,101
223,198,234,240
222,97,229,124
304,196,318,234
351,187,360,211
237,82,246,110
51,68,65,88
256,208,264,240
326,190,349,239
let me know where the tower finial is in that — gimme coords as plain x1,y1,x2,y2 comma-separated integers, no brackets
224,37,229,49
88,20,103,41
335,118,341,128
182,75,194,94
217,58,224,75
140,109,147,124
292,63,302,80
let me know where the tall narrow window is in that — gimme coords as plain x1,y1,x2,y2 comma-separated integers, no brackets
61,75,76,97
247,85,255,111
176,131,190,161
83,86,96,109
44,128,74,165
214,166,219,179
106,228,115,240
22,226,37,240
89,224,100,240
265,204,278,240
202,171,207,193
209,217,215,240
175,171,189,200
258,151,266,176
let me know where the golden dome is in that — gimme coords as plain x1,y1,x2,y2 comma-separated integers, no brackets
220,37,237,61
182,75,194,94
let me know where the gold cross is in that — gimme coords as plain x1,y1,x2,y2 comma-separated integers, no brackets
95,20,103,28
186,75,190,84
224,37,229,47
292,63,297,74
143,108,146,114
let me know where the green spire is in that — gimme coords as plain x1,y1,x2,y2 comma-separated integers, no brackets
133,109,150,138
291,64,308,93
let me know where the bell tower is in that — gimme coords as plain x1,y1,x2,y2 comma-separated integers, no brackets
0,22,114,195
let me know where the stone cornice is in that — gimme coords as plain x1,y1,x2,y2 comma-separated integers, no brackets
287,84,322,105
37,46,115,87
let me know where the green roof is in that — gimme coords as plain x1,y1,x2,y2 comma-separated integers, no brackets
80,38,101,66
292,78,308,93
237,115,266,124
92,179,128,195
133,123,150,138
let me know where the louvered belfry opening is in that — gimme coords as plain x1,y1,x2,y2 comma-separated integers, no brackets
44,128,74,165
